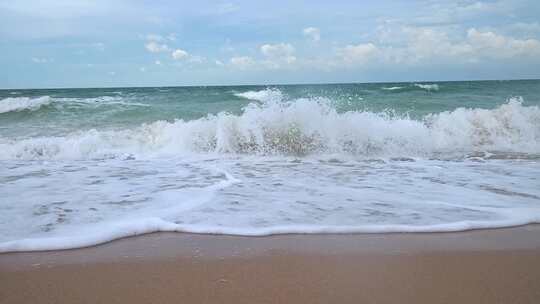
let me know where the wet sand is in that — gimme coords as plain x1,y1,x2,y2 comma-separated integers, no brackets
2,225,540,304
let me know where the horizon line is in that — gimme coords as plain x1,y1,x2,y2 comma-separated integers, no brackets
1,77,539,91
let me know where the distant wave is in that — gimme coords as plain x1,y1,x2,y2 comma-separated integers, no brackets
381,86,405,91
0,95,149,115
414,83,440,91
57,96,150,107
60,96,122,103
234,88,284,102
1,89,538,160
0,96,52,114
380,84,440,92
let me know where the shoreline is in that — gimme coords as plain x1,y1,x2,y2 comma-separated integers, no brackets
2,224,540,262
2,225,540,303
3,219,540,254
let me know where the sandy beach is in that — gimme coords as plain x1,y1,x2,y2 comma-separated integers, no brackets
2,225,540,304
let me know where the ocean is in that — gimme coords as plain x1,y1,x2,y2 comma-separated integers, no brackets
1,80,539,252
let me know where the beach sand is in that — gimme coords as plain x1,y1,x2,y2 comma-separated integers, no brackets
2,225,540,304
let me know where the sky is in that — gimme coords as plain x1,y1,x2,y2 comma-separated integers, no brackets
1,0,540,89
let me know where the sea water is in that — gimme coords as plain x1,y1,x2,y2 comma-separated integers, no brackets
0,80,539,252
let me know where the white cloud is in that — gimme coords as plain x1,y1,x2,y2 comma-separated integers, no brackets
145,41,170,53
303,27,320,42
398,27,471,62
260,43,296,68
261,43,294,58
139,67,146,72
365,25,540,66
223,43,299,71
172,48,189,60
143,34,176,53
466,28,540,58
144,34,203,64
229,56,255,69
398,26,540,61
337,43,379,64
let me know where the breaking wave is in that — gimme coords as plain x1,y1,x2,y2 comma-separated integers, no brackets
234,88,284,102
382,86,405,91
414,83,440,91
0,95,149,117
0,96,52,114
381,84,440,92
0,90,538,160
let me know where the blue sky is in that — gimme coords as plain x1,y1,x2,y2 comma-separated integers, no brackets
1,0,540,88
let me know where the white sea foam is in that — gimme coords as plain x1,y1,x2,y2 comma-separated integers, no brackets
0,92,538,160
0,96,52,114
3,216,540,252
0,155,539,252
0,161,241,252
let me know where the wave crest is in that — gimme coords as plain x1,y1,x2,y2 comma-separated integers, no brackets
381,84,439,92
0,95,149,116
0,96,52,114
234,88,284,102
381,86,405,91
414,83,439,91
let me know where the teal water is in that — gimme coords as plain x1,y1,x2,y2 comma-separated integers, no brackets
1,80,540,252
1,80,539,138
